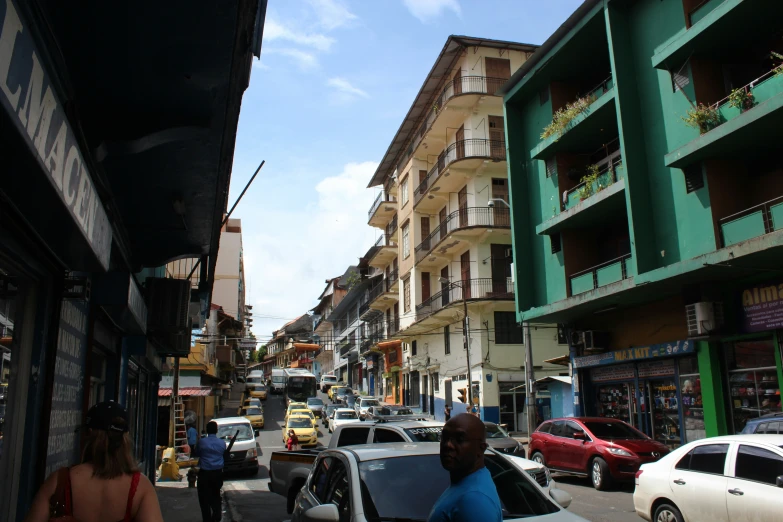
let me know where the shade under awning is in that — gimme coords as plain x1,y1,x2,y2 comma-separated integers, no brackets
158,387,212,397
294,343,320,352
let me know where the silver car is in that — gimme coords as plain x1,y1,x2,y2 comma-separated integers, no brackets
306,397,324,418
354,397,381,419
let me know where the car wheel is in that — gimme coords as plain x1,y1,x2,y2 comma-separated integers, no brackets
653,503,684,522
531,451,546,466
590,457,612,491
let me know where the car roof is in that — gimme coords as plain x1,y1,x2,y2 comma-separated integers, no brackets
542,417,623,423
686,434,783,445
339,442,488,461
212,417,252,425
746,412,783,424
335,408,356,412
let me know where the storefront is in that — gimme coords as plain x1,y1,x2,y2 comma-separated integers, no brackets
378,340,402,404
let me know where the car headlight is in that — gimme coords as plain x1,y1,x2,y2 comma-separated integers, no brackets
247,448,257,458
607,447,634,457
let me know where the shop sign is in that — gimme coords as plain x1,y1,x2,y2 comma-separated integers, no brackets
367,360,374,369
590,364,635,383
574,340,692,369
44,298,89,476
0,0,111,269
739,281,783,332
637,359,675,378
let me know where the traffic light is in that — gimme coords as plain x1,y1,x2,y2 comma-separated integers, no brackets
457,388,468,403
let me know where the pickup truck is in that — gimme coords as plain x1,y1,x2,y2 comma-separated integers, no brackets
269,419,554,513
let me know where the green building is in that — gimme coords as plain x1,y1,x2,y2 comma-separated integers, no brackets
502,0,783,448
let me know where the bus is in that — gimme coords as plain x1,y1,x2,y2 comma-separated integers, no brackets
283,368,317,405
271,368,286,394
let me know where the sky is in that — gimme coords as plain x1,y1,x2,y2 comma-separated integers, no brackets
226,0,584,342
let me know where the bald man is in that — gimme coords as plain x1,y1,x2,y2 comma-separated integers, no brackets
427,414,502,522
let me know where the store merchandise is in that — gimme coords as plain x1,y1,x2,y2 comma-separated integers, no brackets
680,375,705,442
650,379,681,448
596,384,632,424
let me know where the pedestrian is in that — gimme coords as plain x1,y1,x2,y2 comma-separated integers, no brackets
194,421,227,522
286,429,299,451
427,414,502,522
23,400,164,522
444,404,452,422
471,403,480,417
187,423,199,450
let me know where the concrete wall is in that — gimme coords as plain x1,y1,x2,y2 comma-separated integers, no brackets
214,224,242,319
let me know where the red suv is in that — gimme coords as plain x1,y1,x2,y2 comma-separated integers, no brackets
528,417,670,490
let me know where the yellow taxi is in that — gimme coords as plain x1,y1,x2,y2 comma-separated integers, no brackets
247,384,268,400
284,402,307,422
328,385,344,401
287,407,317,427
237,398,262,416
283,415,318,447
241,406,264,430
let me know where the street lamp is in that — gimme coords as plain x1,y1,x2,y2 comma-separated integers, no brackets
439,276,474,412
487,198,511,209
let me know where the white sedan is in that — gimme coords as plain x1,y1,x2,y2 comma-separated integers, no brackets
633,434,783,522
327,408,358,433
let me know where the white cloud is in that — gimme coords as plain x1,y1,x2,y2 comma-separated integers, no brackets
307,0,357,30
402,0,461,22
241,162,380,338
263,48,319,71
264,18,335,51
252,57,270,70
327,77,370,100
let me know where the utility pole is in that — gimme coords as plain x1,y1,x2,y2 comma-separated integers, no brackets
168,357,180,447
462,285,473,410
523,322,536,436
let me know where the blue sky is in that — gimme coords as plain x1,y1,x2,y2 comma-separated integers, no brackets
226,0,583,342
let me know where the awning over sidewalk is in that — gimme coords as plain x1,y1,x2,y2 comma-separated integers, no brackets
158,387,212,397
377,340,402,350
294,343,320,352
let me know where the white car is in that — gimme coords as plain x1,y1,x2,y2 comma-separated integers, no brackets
328,408,358,433
291,443,584,522
354,397,381,419
633,434,783,522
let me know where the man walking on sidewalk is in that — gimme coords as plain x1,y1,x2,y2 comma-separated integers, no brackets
194,421,226,522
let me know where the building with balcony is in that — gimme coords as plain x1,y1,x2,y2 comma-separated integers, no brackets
213,218,247,323
366,35,568,431
312,276,348,377
265,314,315,374
503,0,783,447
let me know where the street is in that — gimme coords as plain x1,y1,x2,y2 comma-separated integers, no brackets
209,386,640,522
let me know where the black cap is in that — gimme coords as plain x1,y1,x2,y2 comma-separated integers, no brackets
86,401,130,433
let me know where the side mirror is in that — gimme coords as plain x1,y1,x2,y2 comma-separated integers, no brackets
573,430,586,440
777,475,783,488
302,504,340,522
549,488,572,509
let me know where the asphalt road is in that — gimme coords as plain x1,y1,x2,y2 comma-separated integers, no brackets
218,388,640,522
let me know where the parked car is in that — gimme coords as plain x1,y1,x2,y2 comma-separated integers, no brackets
367,405,414,419
211,417,259,476
633,434,783,522
354,397,381,419
529,417,669,490
333,387,353,404
328,408,358,433
484,421,525,456
240,406,264,431
283,415,318,448
322,405,339,427
740,412,783,434
289,443,582,521
320,374,338,392
307,397,325,418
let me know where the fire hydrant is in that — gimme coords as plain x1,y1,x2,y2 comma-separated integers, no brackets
187,467,198,488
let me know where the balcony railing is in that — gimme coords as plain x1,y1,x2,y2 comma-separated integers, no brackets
414,139,507,205
711,68,783,126
720,195,783,247
386,268,399,291
368,282,384,303
368,192,396,220
415,207,510,264
416,278,514,319
570,254,633,296
578,75,614,102
385,213,398,238
388,315,400,336
564,151,624,210
339,339,355,357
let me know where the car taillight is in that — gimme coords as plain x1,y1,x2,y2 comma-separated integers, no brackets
634,469,643,485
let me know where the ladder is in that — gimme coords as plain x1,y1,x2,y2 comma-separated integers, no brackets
173,397,190,462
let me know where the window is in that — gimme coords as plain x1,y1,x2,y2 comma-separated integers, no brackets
734,444,783,485
324,459,351,522
373,428,406,443
536,422,552,434
444,325,450,355
411,340,417,356
402,223,410,259
484,455,559,518
556,325,567,345
675,444,729,475
561,421,583,438
337,427,370,447
403,277,411,313
550,232,561,254
495,311,523,344
683,164,704,193
545,157,557,178
310,456,334,502
549,421,565,437
432,373,439,393
672,62,691,92
400,176,409,206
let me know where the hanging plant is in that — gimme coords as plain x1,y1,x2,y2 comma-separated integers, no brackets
540,95,595,140
728,88,755,111
772,51,783,77
577,164,601,200
682,103,721,134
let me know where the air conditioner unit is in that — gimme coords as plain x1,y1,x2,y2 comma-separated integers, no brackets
145,278,190,334
686,302,723,336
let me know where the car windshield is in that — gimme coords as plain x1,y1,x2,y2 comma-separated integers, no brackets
216,423,253,441
404,426,442,442
336,411,357,419
323,377,337,382
361,400,380,407
289,418,312,428
485,423,510,439
584,421,648,440
308,398,324,406
393,408,413,415
358,454,557,520
243,408,263,415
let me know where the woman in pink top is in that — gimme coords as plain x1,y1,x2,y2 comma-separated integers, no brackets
24,401,163,522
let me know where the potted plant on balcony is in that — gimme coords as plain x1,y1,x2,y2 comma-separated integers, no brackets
577,164,601,201
772,51,783,76
540,94,596,141
682,103,721,134
728,88,755,112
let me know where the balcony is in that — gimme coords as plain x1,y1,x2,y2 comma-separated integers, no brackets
720,195,783,247
665,69,783,169
368,191,398,228
387,315,400,336
415,278,514,324
216,345,236,367
570,254,635,296
415,207,511,266
413,139,507,210
338,338,355,357
385,214,399,243
368,234,397,268
367,269,400,310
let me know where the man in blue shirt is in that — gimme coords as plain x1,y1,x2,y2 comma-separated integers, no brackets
194,421,226,522
187,423,199,448
428,414,502,522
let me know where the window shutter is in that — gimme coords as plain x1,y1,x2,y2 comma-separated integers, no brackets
545,157,557,178
551,233,562,254
684,165,704,193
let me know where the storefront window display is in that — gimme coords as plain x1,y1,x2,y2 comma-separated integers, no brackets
678,357,705,442
725,338,781,433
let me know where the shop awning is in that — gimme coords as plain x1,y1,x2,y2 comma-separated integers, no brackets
158,387,212,397
294,343,320,352
544,355,571,367
535,376,572,386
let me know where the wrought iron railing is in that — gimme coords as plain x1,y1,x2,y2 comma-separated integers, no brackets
414,207,510,264
564,151,623,209
416,278,514,319
569,253,633,296
387,315,400,336
710,68,780,111
578,75,613,101
386,268,399,291
719,194,783,247
368,192,396,220
368,282,384,303
414,139,507,205
385,214,398,238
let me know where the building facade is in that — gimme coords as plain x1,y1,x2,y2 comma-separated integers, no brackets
312,277,347,378
366,36,568,430
213,218,247,323
503,0,783,448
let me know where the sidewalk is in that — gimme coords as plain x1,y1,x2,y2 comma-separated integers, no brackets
157,480,235,522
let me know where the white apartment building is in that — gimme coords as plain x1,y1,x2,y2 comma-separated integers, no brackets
213,218,246,322
366,36,569,433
